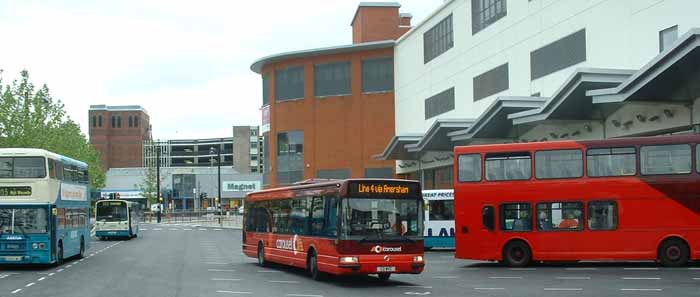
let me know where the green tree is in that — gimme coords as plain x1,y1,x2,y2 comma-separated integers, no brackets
135,165,165,207
0,69,106,189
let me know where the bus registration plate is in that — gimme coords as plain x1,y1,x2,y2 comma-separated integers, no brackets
377,266,396,272
4,256,22,261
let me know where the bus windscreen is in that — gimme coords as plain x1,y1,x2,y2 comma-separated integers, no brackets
341,198,422,241
96,202,128,222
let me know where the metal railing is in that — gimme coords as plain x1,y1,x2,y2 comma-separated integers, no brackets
142,210,243,228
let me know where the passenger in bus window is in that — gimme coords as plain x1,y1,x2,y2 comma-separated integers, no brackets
512,211,531,231
537,211,552,230
558,213,579,229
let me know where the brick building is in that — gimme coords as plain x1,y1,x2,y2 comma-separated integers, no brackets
251,2,412,188
88,105,151,170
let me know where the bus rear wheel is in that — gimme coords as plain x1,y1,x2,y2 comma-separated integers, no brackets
659,238,690,267
503,241,531,267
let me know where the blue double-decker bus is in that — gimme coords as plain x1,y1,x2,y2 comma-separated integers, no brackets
0,148,91,265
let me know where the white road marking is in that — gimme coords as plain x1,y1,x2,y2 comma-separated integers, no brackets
208,269,236,272
38,277,46,281
26,283,35,287
268,280,301,284
141,228,149,230
216,291,252,294
206,262,229,265
214,229,223,231
11,289,21,294
509,268,536,271
212,278,241,281
692,277,700,280
153,228,163,231
544,288,583,291
460,268,480,271
623,267,658,271
66,264,73,268
184,229,193,231
489,276,523,279
169,228,178,231
57,269,64,272
200,229,207,231
257,270,280,273
0,275,8,279
565,268,598,271
622,277,661,280
286,295,323,297
556,276,591,280
688,267,700,270
398,286,433,289
474,288,505,290
432,276,458,279
620,288,662,291
48,273,55,276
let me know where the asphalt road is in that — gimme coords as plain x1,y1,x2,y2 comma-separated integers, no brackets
1,224,699,297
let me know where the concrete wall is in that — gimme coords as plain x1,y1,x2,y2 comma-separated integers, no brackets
394,0,700,136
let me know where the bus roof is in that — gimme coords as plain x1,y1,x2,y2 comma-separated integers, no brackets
454,134,700,154
0,148,87,168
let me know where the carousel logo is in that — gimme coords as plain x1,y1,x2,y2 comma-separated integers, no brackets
275,235,304,255
371,245,402,253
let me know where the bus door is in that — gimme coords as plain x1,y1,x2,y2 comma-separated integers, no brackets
478,205,498,257
50,206,57,262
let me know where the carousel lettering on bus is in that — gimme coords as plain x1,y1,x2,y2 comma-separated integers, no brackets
275,235,304,255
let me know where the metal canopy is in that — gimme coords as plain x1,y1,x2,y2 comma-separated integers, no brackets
373,134,422,160
450,97,546,142
405,119,474,153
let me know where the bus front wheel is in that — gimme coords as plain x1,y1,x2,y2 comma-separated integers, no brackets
56,242,64,265
659,238,690,267
78,237,85,259
503,241,531,267
257,243,267,267
308,251,325,281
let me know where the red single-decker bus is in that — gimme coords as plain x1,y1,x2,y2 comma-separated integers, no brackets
454,134,700,267
243,179,425,281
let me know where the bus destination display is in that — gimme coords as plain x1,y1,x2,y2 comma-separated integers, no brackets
0,186,32,196
348,181,419,198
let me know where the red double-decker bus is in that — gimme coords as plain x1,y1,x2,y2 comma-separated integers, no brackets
453,134,700,267
242,179,425,281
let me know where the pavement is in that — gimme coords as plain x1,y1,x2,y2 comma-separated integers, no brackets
1,224,699,297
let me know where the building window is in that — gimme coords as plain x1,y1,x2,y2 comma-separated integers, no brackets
438,166,453,184
640,144,691,175
535,149,583,179
537,202,583,231
531,29,586,80
128,116,133,127
364,167,393,178
659,25,678,52
587,147,636,177
262,133,270,186
275,66,305,102
362,57,393,93
458,154,482,182
501,203,531,231
485,152,531,181
316,169,351,179
116,116,122,128
472,0,507,34
251,142,258,148
91,115,96,128
111,116,116,128
422,168,436,190
473,63,509,101
98,115,102,127
425,87,455,119
423,14,453,63
262,74,270,106
277,131,304,184
588,201,618,231
134,116,139,127
314,61,351,97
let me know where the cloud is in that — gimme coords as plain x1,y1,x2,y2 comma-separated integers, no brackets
0,0,442,140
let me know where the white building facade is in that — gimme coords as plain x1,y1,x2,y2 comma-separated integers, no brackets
379,0,700,188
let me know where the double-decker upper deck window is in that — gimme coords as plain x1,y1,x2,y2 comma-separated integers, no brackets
458,154,482,182
0,157,47,178
423,14,453,63
471,0,507,34
485,152,531,181
535,149,583,179
587,147,636,177
275,66,305,102
640,144,691,175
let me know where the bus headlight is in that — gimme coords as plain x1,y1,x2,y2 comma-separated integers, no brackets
32,243,47,250
413,255,424,263
32,243,38,249
339,256,358,264
39,243,46,249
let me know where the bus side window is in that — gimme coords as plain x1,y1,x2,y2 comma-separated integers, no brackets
482,206,495,231
310,196,325,236
325,195,339,237
588,201,618,231
48,159,56,179
55,161,64,180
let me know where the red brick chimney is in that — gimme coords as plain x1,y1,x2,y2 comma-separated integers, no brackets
351,2,412,44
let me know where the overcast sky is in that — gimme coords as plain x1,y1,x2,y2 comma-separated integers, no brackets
0,0,441,140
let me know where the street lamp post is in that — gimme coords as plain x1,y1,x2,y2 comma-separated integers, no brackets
156,144,162,223
210,145,222,225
